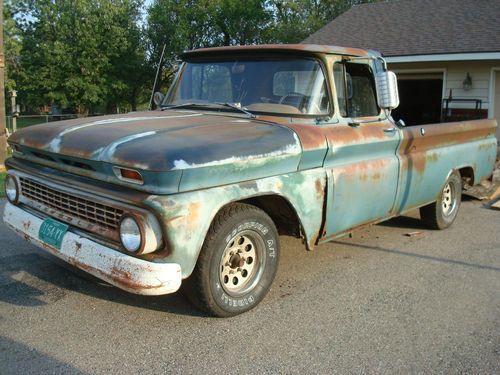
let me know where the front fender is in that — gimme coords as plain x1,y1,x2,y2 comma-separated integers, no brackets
145,169,327,278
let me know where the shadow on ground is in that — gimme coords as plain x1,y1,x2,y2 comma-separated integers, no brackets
378,214,428,230
0,251,206,317
331,240,500,273
0,335,85,374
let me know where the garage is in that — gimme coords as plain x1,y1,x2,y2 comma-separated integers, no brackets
304,0,499,139
391,72,444,126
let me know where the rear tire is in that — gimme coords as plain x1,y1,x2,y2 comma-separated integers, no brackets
183,203,279,317
420,170,462,229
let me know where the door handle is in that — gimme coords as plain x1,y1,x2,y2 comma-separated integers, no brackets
383,127,397,134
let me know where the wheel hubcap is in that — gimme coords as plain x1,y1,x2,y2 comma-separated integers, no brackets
442,182,456,216
219,231,263,296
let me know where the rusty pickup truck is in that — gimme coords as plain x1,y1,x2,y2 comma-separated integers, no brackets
3,44,498,316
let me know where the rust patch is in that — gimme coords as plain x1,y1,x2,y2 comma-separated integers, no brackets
478,142,495,151
70,258,155,292
412,154,427,174
427,152,439,163
182,44,370,59
399,119,495,154
282,123,327,150
22,221,31,230
109,266,157,290
324,120,389,146
398,119,496,175
315,178,324,199
74,242,82,253
111,267,133,283
334,158,391,177
69,259,92,273
187,202,201,230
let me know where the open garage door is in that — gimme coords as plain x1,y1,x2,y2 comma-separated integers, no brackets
493,70,500,141
391,72,444,126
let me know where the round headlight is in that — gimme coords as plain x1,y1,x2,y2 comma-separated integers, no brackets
120,216,142,252
5,175,19,204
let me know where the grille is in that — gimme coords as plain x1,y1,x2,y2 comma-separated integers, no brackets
19,177,124,230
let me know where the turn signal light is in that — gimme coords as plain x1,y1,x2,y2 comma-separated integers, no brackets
114,167,144,185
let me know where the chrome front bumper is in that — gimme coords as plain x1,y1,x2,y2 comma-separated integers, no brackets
3,202,182,296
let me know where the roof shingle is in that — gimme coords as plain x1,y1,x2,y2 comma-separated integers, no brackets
303,0,500,56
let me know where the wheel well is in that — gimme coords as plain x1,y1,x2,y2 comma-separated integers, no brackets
458,166,475,187
238,195,302,238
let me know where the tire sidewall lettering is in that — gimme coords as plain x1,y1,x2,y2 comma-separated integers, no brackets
214,217,278,312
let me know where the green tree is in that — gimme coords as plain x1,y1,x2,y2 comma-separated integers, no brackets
145,0,271,95
8,0,383,113
3,0,23,93
145,0,213,96
15,0,145,114
208,0,272,46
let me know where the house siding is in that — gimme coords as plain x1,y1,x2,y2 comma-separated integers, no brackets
390,60,499,110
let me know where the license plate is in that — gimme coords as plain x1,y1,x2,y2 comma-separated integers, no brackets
39,218,69,249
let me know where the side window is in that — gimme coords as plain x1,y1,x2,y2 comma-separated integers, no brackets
333,64,347,116
334,62,379,118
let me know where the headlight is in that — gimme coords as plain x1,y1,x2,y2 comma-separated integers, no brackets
120,216,143,252
5,175,19,204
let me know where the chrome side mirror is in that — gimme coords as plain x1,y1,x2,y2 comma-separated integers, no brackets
375,71,399,110
153,92,165,106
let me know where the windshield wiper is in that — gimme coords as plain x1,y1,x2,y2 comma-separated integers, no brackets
214,102,255,118
161,102,255,118
160,103,208,111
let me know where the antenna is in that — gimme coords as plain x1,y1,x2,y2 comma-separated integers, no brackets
149,44,167,110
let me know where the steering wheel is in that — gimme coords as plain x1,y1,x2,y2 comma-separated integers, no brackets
278,92,307,109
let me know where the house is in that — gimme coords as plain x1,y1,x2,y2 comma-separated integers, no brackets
304,0,500,140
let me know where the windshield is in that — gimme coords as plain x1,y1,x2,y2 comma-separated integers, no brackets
164,58,330,116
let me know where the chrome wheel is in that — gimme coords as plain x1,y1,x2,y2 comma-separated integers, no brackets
219,230,264,296
441,182,456,216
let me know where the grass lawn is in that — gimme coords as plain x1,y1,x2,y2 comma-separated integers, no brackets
0,171,6,198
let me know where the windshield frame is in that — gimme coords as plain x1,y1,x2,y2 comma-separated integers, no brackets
162,55,334,119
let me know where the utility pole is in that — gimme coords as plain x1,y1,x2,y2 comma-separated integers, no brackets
0,0,6,169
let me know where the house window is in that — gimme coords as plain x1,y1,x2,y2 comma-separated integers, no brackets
333,62,379,118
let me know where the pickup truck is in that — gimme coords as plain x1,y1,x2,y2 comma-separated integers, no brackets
3,44,497,317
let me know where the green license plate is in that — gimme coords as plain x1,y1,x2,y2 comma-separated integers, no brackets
39,218,69,249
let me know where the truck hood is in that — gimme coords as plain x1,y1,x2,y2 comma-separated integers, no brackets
10,110,302,171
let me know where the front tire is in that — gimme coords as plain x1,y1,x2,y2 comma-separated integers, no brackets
420,170,462,229
183,203,279,317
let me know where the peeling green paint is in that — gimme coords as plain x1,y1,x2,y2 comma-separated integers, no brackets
146,169,326,278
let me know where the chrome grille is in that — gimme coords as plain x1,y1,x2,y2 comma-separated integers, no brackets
19,177,124,230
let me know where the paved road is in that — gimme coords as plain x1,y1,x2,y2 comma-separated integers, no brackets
0,198,499,374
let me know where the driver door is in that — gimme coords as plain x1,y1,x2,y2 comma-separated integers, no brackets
322,61,401,238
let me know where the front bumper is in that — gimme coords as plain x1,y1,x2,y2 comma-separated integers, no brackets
3,202,182,295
